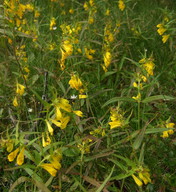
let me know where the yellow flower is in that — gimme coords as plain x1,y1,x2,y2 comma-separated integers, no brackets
73,110,83,117
50,17,56,30
42,133,51,147
156,24,166,35
69,9,74,14
46,120,54,135
40,163,57,177
132,93,141,101
132,174,143,187
83,2,89,11
17,147,25,165
69,74,83,92
16,83,25,96
6,140,14,152
109,120,122,129
79,94,88,99
13,96,18,107
118,0,125,11
8,147,20,162
103,51,111,72
57,98,72,112
105,9,110,16
161,122,175,138
162,34,170,43
51,116,70,129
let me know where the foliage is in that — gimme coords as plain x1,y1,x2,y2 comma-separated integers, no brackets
0,0,176,191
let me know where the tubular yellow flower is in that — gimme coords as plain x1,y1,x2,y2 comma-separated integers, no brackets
109,120,122,129
118,0,125,11
103,51,111,72
73,110,83,117
17,147,25,165
162,34,170,43
156,24,166,35
13,96,18,107
79,94,88,99
50,17,56,30
40,163,57,177
132,174,143,187
132,93,141,101
8,147,20,162
42,132,51,147
46,120,54,135
57,98,72,112
69,74,83,92
16,83,25,96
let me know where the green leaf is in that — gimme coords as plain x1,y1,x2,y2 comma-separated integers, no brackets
102,97,134,108
145,128,174,134
95,165,115,192
33,180,52,192
142,95,175,103
108,159,128,171
9,176,30,192
101,71,117,81
133,127,146,150
24,168,43,182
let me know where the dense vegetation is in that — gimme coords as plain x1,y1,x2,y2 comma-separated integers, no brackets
0,0,176,191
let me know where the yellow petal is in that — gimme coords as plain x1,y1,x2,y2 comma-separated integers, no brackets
109,120,122,129
16,83,25,96
46,120,54,135
132,174,143,187
40,163,57,177
13,96,18,107
73,110,83,117
17,147,25,165
8,147,20,162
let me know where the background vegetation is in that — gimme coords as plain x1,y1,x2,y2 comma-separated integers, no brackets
0,0,176,191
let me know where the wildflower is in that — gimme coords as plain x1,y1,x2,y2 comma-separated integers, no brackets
162,34,170,43
102,50,111,72
16,147,25,165
40,163,57,177
73,110,83,117
109,108,124,129
161,122,174,138
16,83,25,96
132,174,143,187
139,57,155,76
40,151,62,176
69,9,74,14
51,116,70,129
6,140,14,152
57,98,72,112
79,94,88,99
156,24,166,35
69,74,84,92
88,16,94,24
132,93,141,101
90,127,106,137
42,132,51,147
13,96,18,107
77,138,92,154
83,2,89,11
46,120,54,135
118,0,125,11
50,17,56,30
105,9,110,16
8,147,20,162
84,47,95,60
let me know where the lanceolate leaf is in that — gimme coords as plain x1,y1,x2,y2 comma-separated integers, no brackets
102,97,135,108
142,95,175,103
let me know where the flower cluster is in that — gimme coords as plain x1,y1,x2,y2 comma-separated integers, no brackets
118,0,125,12
8,146,25,166
40,150,62,177
156,16,171,43
132,167,151,187
161,122,175,138
109,108,125,129
69,74,87,99
13,83,26,107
